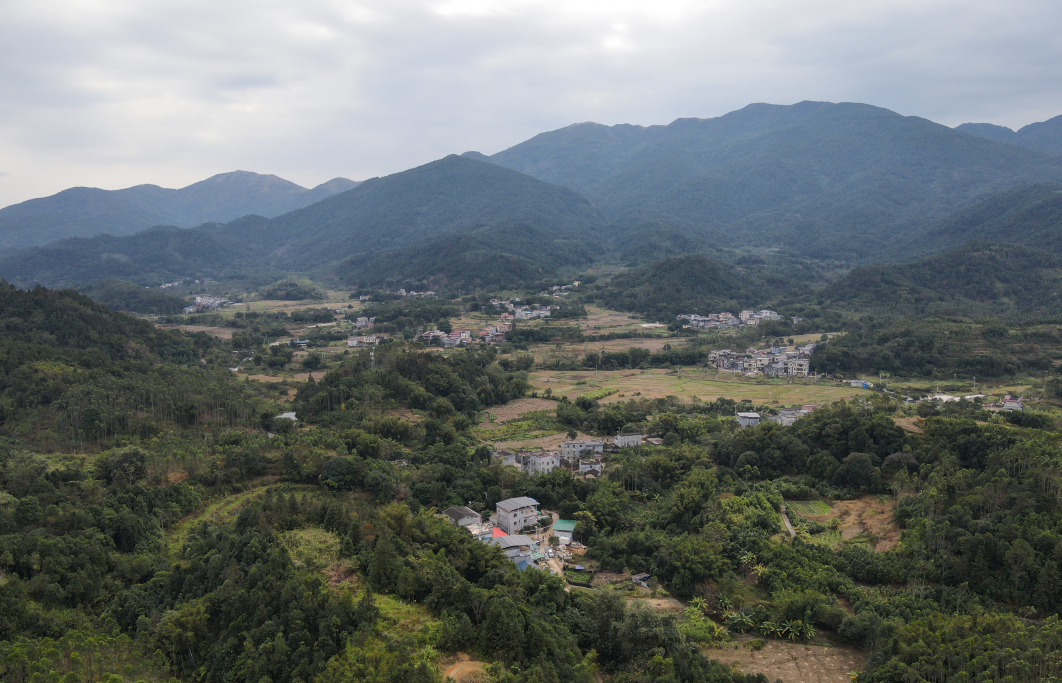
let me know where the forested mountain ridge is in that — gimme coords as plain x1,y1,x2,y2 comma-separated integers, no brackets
481,101,1062,260
819,241,1062,317
0,223,267,289
0,170,359,250
217,154,606,271
956,113,1062,155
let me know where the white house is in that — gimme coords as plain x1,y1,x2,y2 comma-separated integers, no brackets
615,433,644,448
525,452,559,475
495,497,540,535
560,439,604,458
1002,395,1024,411
737,412,761,428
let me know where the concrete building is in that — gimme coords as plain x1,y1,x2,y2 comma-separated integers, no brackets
495,497,540,535
737,412,761,428
615,433,644,448
443,506,482,527
560,439,604,458
524,452,559,475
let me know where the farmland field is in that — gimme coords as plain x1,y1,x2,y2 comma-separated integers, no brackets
531,369,872,407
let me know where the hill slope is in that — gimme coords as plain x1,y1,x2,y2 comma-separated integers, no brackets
914,183,1062,257
956,114,1062,155
819,241,1062,317
221,154,606,280
0,156,605,289
0,220,268,289
0,171,359,249
482,101,1062,260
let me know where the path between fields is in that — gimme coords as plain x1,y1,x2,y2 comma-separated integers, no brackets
779,505,796,539
165,476,279,551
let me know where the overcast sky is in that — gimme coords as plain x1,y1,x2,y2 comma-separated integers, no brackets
1,0,1061,207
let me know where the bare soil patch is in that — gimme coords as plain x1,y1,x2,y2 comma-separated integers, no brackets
326,564,359,589
807,497,900,552
166,470,189,484
894,417,925,434
628,596,685,613
159,325,239,339
484,397,557,423
591,571,630,587
442,654,489,683
706,637,865,683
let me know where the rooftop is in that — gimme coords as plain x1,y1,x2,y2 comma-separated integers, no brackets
497,496,539,511
443,505,480,522
552,519,577,533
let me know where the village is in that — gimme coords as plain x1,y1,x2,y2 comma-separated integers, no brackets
708,342,816,377
677,308,790,329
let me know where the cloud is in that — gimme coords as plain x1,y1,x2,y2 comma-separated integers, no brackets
1,0,1061,206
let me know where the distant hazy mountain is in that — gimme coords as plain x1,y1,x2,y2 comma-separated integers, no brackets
0,171,359,250
1,156,604,289
476,101,1062,260
219,154,605,284
956,115,1062,155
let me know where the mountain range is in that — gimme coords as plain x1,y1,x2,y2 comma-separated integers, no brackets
0,171,359,250
955,114,1062,155
2,100,1062,291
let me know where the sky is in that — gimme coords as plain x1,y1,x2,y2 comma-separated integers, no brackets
1,0,1061,207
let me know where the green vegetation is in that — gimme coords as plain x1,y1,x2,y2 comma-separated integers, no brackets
78,279,188,315
259,276,327,300
5,278,1062,682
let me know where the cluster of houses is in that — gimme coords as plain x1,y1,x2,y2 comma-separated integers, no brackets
182,296,233,314
352,316,375,330
490,434,667,478
347,335,382,347
395,289,436,297
490,299,559,320
708,344,816,377
158,280,183,289
442,497,579,571
421,321,514,347
678,309,784,330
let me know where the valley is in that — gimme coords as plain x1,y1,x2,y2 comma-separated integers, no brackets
3,100,1062,683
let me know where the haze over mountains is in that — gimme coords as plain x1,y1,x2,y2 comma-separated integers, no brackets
956,115,1062,155
0,171,359,249
2,100,1062,293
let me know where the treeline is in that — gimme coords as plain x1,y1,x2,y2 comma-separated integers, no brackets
811,318,1062,377
0,283,269,452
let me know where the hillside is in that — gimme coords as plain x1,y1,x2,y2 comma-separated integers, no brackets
0,221,267,288
0,171,359,249
221,154,606,279
819,241,1062,317
481,101,1062,260
595,254,765,321
956,113,1062,155
912,183,1062,256
78,279,188,315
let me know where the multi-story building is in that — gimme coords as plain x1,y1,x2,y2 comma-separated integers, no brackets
495,497,540,535
560,439,604,459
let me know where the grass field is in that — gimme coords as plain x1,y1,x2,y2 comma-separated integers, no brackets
786,500,832,516
532,369,871,407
